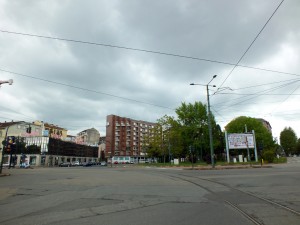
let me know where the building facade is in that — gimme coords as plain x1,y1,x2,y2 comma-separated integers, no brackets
257,118,272,134
33,121,68,139
76,128,100,146
0,121,42,150
0,121,99,167
105,115,156,158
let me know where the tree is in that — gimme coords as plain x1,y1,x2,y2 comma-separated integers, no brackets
297,138,300,155
143,123,163,159
143,102,223,162
280,127,297,155
175,102,210,161
225,116,274,151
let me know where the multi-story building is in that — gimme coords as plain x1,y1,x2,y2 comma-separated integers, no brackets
0,121,99,167
257,118,272,134
33,121,68,139
0,121,43,150
76,128,100,146
0,121,44,166
105,115,156,158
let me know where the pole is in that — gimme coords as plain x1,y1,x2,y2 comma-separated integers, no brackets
225,131,230,163
0,126,10,174
245,124,250,162
207,85,215,168
253,130,258,162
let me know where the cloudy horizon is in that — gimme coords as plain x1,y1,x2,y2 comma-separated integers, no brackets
1,0,299,142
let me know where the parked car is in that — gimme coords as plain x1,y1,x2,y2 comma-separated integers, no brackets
59,162,72,167
100,161,107,166
72,161,81,166
82,162,93,167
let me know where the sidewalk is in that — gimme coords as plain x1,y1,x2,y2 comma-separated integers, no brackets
159,163,272,170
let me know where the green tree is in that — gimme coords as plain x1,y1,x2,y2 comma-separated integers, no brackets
175,102,209,161
280,127,297,155
296,138,300,155
143,123,163,160
143,102,223,162
175,101,223,162
225,116,274,150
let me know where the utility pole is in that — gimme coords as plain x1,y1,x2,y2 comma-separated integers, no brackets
207,84,215,168
190,75,217,169
245,124,250,162
0,79,13,174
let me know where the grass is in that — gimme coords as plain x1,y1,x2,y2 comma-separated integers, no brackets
136,157,287,167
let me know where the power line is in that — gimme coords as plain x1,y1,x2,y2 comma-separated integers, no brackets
232,78,300,91
216,93,300,96
218,0,285,88
1,28,299,77
213,81,296,107
214,80,297,110
0,68,174,110
268,82,300,115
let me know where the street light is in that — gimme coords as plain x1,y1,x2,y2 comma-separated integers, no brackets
0,79,13,87
190,75,217,168
0,80,13,174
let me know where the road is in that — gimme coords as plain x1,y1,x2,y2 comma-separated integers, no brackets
0,160,299,225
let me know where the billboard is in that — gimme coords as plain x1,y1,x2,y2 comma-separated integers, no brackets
227,133,254,149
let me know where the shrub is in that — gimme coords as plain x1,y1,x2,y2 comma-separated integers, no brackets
262,150,275,163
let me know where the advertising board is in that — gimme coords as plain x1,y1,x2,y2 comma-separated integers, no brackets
227,133,254,149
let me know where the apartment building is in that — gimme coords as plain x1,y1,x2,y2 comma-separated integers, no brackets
76,128,100,146
105,115,156,157
257,118,272,134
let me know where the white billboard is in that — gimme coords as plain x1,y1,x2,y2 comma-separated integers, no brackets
227,133,254,149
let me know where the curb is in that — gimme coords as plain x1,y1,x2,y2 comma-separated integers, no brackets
0,173,11,177
184,165,272,170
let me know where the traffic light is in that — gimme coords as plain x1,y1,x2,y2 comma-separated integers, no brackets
6,136,16,152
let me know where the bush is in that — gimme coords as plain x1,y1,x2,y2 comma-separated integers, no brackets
262,150,275,163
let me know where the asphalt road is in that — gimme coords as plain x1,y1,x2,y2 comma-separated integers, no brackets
0,160,299,225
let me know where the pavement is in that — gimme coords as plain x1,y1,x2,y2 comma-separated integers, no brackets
1,156,297,176
0,160,299,225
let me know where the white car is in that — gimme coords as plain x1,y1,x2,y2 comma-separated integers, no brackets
72,161,80,166
100,161,107,166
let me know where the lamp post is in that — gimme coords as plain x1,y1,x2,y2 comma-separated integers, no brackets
0,79,13,87
190,75,217,168
0,80,13,173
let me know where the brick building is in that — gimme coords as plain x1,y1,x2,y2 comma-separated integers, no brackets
105,115,156,158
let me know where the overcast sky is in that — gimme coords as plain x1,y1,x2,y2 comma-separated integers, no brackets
1,0,299,142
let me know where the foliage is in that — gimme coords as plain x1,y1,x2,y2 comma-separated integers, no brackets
297,138,300,155
262,149,275,163
143,102,224,162
225,116,274,150
143,123,164,159
280,127,297,155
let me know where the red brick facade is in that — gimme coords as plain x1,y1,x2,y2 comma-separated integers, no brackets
105,115,156,157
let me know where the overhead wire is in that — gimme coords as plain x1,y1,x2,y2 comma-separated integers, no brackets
1,0,298,131
214,79,299,106
231,78,300,91
1,25,299,78
0,68,174,110
213,80,298,111
217,0,286,89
